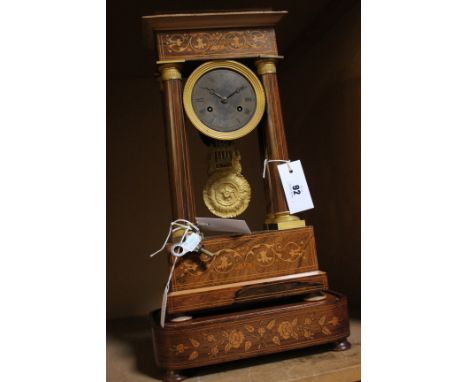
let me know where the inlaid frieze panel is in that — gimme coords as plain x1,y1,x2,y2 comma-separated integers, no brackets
170,227,319,291
156,28,278,61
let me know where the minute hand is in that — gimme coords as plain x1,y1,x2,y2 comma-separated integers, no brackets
225,86,246,100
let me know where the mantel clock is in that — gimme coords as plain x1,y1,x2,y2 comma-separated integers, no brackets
143,10,351,382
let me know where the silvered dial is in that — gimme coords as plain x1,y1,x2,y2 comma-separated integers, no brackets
191,68,257,133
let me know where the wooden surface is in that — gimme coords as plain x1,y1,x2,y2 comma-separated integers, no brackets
107,316,360,382
142,10,287,50
167,271,328,315
166,226,325,315
156,28,278,61
258,69,290,215
171,227,319,290
161,76,196,221
153,291,349,373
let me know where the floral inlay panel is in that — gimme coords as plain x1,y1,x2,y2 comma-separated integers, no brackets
157,28,277,60
171,228,318,290
169,310,344,363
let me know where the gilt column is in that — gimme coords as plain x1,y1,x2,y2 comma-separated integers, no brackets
255,58,304,230
158,61,196,223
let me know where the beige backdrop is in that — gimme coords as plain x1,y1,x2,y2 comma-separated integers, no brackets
107,0,360,319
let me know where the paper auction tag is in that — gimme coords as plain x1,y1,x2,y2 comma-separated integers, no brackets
277,160,314,214
196,217,251,235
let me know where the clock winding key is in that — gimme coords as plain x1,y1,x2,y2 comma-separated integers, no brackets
197,245,215,257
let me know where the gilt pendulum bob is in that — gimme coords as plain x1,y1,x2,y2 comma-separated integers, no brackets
203,142,250,218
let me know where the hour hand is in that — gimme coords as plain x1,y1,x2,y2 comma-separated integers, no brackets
203,87,226,101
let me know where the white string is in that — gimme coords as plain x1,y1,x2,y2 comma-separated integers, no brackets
149,219,200,328
160,258,177,328
262,158,292,178
149,219,199,258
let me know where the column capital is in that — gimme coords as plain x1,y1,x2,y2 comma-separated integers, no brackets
158,60,184,81
255,58,277,75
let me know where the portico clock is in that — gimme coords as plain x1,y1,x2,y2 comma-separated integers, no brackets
183,60,265,141
143,10,351,381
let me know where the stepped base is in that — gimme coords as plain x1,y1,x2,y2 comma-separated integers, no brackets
150,290,350,381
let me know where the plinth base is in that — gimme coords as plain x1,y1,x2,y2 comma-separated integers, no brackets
150,290,350,381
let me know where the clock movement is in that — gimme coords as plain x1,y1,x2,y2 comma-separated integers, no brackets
143,10,351,382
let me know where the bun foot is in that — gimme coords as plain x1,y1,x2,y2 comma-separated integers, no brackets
164,369,186,382
331,338,351,351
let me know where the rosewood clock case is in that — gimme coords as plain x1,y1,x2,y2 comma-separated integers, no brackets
143,10,351,382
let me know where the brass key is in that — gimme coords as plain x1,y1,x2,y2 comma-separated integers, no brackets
195,244,215,257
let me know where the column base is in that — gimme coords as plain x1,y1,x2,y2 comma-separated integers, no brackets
264,212,306,230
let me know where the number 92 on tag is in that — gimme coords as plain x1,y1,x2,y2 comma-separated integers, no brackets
277,160,314,214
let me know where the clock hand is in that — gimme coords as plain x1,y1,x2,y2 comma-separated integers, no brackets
225,85,246,100
202,87,226,102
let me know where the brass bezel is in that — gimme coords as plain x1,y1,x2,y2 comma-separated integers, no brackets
183,60,266,141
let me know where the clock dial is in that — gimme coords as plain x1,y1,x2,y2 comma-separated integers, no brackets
191,69,257,133
183,60,265,140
